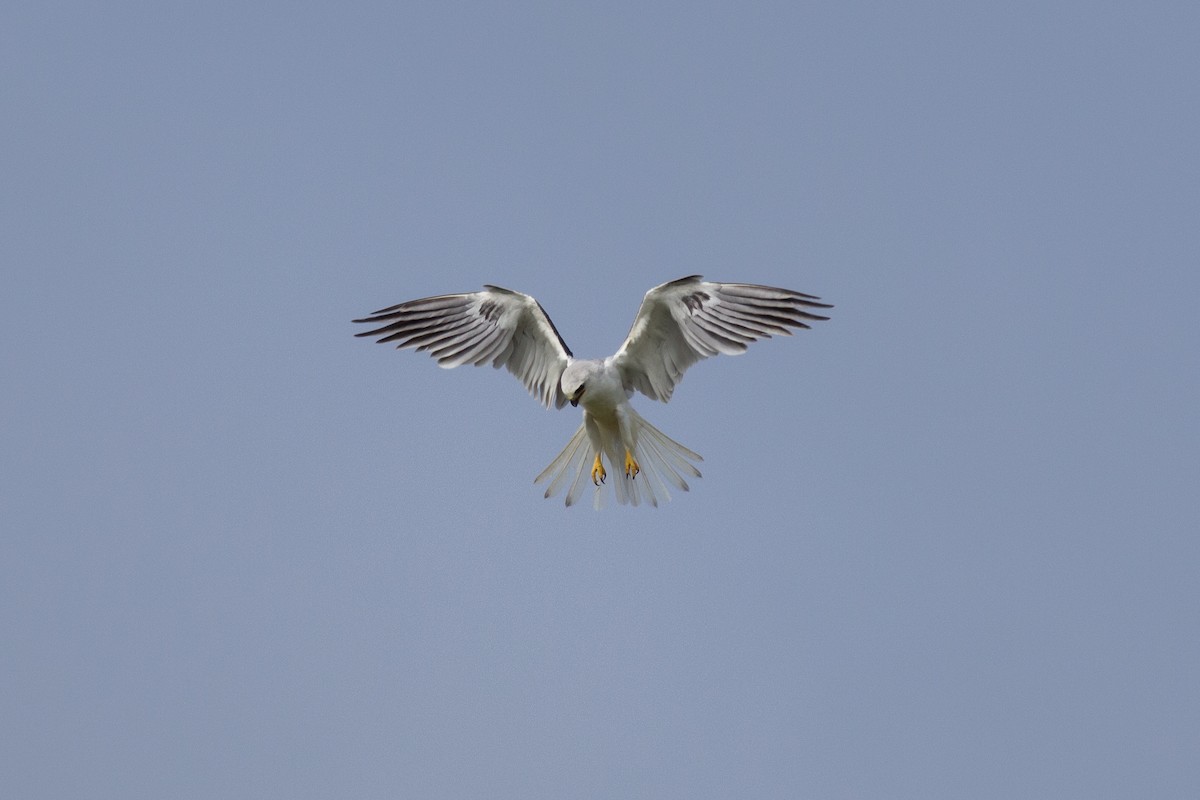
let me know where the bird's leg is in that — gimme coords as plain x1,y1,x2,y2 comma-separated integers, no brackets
591,453,607,485
614,406,641,480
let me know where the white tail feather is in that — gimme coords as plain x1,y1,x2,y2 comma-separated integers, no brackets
535,425,588,500
535,408,703,508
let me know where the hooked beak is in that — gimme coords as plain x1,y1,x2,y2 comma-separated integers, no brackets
570,397,579,408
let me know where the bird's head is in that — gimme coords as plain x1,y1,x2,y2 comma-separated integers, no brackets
560,362,589,407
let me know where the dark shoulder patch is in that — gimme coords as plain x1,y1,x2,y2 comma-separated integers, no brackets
536,300,572,357
682,291,709,313
478,298,503,322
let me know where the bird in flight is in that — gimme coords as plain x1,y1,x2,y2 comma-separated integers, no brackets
354,275,830,508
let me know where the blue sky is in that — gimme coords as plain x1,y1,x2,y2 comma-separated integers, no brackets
3,2,1198,797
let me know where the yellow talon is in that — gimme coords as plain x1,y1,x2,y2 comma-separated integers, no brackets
624,449,640,479
591,453,607,485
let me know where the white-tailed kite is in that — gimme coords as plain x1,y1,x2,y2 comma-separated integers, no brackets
354,275,830,508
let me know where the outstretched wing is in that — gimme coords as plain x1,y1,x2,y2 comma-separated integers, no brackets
612,275,831,402
354,285,574,409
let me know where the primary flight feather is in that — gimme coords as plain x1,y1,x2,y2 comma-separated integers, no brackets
354,275,831,508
